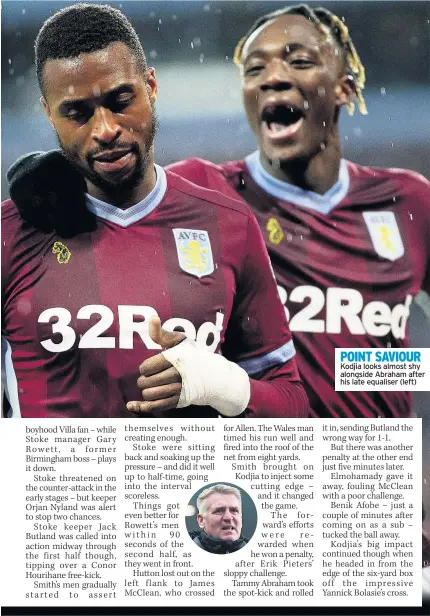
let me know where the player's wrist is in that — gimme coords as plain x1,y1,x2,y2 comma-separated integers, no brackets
162,338,250,416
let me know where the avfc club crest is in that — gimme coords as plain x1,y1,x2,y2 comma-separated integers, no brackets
362,211,405,261
172,229,214,278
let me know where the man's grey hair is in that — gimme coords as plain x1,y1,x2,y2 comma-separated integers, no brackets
197,484,242,516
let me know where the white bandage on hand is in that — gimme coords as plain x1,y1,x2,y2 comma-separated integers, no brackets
162,338,251,417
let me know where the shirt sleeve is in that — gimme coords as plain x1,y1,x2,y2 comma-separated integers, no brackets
415,173,430,295
222,212,309,418
1,337,20,418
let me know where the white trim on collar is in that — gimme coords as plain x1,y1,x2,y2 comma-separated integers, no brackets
85,164,167,227
245,151,350,214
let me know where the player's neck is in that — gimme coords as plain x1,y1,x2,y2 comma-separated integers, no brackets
261,142,342,196
87,160,157,209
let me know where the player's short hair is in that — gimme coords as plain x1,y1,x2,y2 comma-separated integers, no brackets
234,3,367,116
35,3,147,96
197,484,242,516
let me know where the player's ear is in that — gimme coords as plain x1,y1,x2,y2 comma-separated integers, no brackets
41,96,55,129
335,75,355,108
145,67,158,104
197,513,204,529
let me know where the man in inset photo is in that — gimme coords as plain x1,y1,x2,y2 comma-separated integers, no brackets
189,484,250,554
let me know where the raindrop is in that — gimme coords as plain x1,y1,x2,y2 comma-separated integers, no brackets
189,281,192,285
199,54,205,64
322,121,326,127
8,58,11,65
225,55,229,60
380,87,386,95
203,4,210,12
149,11,156,18
303,100,309,110
191,42,194,49
300,235,303,240
178,38,181,43
409,212,413,220
344,136,349,142
285,45,290,53
158,19,162,25
286,233,293,242
387,342,391,348
68,86,75,94
92,86,101,97
353,127,362,136
390,142,394,148
317,86,326,97
392,197,396,203
22,8,26,14
320,142,326,150
215,263,218,269
149,49,157,60
334,48,339,56
9,69,14,76
130,127,134,133
193,37,202,48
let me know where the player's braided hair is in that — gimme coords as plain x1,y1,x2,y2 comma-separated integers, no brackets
233,3,367,116
35,3,147,96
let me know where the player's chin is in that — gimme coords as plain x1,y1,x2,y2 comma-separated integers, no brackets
92,165,142,193
220,529,239,541
95,164,138,186
262,142,305,168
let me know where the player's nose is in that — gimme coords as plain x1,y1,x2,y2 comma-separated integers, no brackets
260,59,293,92
91,107,122,144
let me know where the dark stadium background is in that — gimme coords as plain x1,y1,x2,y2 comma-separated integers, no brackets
2,1,429,536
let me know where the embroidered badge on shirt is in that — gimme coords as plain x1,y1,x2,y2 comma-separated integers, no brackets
362,211,404,261
266,218,284,244
172,229,214,278
52,241,71,264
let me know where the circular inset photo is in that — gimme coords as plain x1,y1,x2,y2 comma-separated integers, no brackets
185,482,257,554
